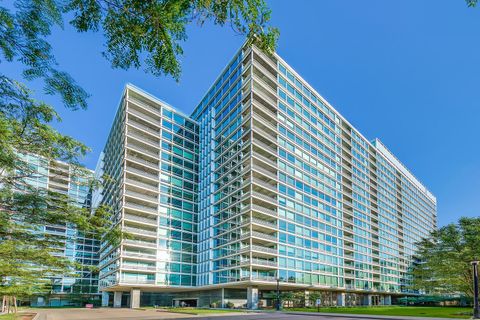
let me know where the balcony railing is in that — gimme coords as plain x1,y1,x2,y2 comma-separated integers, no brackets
126,143,158,158
128,96,161,116
125,190,158,203
122,264,157,272
250,244,277,255
251,151,277,169
127,119,159,136
127,108,160,125
122,251,156,259
126,155,159,170
125,167,158,180
120,278,156,284
124,202,158,215
250,177,276,193
252,125,276,143
250,191,276,204
127,131,160,147
125,178,158,192
123,239,157,248
242,258,277,267
124,214,157,226
252,138,277,155
123,226,157,237
241,231,277,242
246,275,278,282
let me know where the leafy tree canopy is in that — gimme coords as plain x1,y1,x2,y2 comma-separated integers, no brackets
409,217,480,298
0,0,277,309
467,0,478,7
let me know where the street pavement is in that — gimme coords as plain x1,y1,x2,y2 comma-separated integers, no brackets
25,308,466,320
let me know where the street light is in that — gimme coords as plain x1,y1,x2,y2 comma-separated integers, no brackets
472,260,480,319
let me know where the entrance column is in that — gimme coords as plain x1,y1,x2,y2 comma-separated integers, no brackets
247,286,259,309
304,291,310,307
337,293,346,307
113,291,122,308
221,288,225,308
130,289,141,309
101,291,109,307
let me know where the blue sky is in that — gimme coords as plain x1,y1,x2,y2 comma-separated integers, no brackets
4,1,480,226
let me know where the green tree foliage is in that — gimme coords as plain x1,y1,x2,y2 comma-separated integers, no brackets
67,0,279,80
410,217,480,298
467,0,478,7
0,0,277,310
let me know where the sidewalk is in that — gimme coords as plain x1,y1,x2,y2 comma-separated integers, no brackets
282,311,465,320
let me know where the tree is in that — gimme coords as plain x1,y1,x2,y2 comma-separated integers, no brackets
409,217,480,298
467,0,478,7
1,0,278,313
308,291,321,308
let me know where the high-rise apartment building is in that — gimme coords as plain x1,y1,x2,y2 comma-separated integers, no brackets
10,154,100,307
96,44,436,309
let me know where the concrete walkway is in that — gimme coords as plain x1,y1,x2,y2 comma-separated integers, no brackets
283,311,465,320
30,308,193,320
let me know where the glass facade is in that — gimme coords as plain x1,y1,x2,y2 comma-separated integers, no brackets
13,153,99,306
96,44,436,308
97,86,199,301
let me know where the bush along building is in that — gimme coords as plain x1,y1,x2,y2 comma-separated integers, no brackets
94,43,437,309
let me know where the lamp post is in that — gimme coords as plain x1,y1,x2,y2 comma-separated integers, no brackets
472,260,480,319
276,277,280,311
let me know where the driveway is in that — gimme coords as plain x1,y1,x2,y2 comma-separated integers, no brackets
31,308,193,320
27,309,465,320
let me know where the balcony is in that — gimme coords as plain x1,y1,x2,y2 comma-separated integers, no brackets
127,152,160,170
124,214,157,226
127,130,159,147
127,119,159,136
248,191,277,204
126,166,158,180
251,152,277,169
242,258,277,268
124,202,158,215
242,204,278,218
126,143,158,158
249,244,277,255
122,264,157,272
123,239,157,249
122,251,156,259
252,125,276,143
127,108,160,125
123,226,157,237
125,189,158,203
242,231,277,242
251,177,277,193
128,96,161,116
120,278,156,285
125,178,158,192
251,138,277,156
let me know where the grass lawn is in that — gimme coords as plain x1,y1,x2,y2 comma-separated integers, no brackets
0,312,36,320
156,307,248,315
286,306,472,318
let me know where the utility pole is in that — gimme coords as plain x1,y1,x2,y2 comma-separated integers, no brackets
472,260,480,319
276,277,280,311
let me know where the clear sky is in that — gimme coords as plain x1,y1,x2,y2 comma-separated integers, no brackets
4,1,480,227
